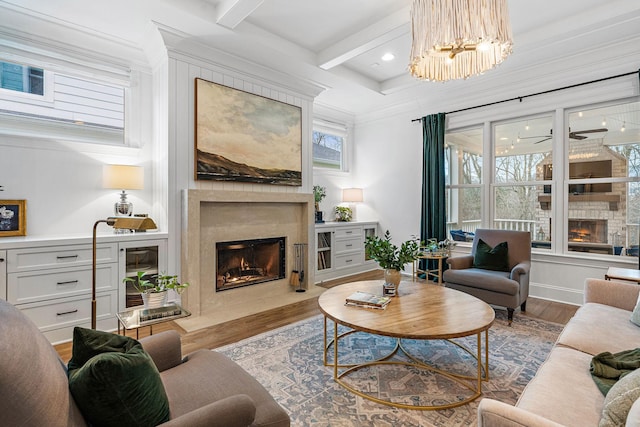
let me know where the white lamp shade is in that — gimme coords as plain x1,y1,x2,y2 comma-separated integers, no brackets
103,165,144,190
342,188,363,203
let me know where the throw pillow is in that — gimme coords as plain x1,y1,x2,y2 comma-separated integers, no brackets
600,368,640,426
631,293,640,327
473,239,510,272
67,327,170,427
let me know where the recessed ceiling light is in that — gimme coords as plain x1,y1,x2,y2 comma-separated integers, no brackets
370,62,380,68
381,53,395,61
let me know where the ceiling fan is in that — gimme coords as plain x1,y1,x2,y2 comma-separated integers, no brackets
518,127,608,144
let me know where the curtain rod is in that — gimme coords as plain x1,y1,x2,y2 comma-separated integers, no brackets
411,69,640,122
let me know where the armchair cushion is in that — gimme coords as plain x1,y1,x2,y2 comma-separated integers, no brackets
68,327,170,427
473,239,510,272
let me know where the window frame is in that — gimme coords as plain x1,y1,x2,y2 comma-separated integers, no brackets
312,119,349,173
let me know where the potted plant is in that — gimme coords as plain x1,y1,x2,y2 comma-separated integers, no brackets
364,230,421,290
313,185,326,223
123,271,190,308
334,206,353,222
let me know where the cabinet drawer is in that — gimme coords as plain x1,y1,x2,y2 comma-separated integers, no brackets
334,253,363,269
334,227,362,240
7,244,117,273
334,238,362,253
7,264,117,305
19,291,117,332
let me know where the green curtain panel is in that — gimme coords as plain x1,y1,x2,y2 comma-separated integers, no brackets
420,113,447,278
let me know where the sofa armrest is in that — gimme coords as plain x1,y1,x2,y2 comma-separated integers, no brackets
139,330,183,372
510,262,530,280
477,399,565,427
447,254,474,270
159,394,256,427
584,278,640,311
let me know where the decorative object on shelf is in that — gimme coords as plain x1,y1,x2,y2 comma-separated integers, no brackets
195,78,302,186
91,216,157,329
313,185,326,223
0,199,26,237
342,187,363,221
123,271,190,309
102,164,144,217
364,230,421,294
409,0,513,82
334,206,353,222
424,238,456,257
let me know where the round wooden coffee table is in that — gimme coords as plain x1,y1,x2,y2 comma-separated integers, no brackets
318,280,495,410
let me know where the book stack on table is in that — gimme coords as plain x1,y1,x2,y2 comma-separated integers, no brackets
345,291,391,310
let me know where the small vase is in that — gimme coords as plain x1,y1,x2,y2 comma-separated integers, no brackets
142,290,168,309
384,269,401,287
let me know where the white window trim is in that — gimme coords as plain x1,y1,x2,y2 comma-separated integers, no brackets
313,118,351,174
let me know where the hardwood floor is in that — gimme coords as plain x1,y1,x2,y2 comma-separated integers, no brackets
54,270,579,363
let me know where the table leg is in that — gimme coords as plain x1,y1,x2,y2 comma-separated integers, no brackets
333,319,339,379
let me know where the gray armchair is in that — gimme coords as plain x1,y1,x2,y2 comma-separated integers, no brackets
0,298,290,427
443,229,531,324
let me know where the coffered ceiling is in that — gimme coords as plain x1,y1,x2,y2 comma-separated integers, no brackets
1,0,639,116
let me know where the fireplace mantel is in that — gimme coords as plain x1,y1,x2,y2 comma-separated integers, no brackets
179,189,317,328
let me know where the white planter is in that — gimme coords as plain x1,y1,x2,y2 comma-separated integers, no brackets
141,290,168,309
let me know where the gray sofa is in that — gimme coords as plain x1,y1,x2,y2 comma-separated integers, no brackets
0,298,290,427
478,278,640,426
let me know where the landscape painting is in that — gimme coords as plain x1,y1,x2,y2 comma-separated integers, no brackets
195,78,302,186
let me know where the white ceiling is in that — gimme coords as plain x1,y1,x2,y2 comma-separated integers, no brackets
1,0,640,117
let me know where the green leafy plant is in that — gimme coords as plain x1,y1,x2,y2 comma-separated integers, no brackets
334,206,352,222
364,230,421,271
123,271,190,294
313,185,326,211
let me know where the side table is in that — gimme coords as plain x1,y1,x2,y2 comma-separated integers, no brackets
413,252,449,285
116,303,191,339
605,267,640,283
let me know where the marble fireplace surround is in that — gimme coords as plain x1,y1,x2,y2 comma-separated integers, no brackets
177,189,322,332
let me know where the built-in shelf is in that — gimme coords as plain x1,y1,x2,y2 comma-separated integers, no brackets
538,193,620,211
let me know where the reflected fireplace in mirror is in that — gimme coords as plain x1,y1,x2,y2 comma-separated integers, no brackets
216,237,286,291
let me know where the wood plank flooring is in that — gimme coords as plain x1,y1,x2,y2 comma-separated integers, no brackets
54,270,579,363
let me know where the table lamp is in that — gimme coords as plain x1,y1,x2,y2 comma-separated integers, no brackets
103,165,144,217
91,216,157,329
342,188,363,221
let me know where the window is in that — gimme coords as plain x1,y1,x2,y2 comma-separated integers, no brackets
493,116,553,246
566,101,640,256
445,127,483,239
0,59,125,145
0,61,43,95
313,121,346,170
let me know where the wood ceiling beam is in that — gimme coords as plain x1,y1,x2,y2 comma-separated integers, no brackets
216,0,264,29
317,7,409,70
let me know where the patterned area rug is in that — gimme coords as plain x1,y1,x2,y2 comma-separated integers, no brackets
217,311,563,427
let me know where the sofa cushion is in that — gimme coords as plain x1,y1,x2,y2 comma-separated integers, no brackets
473,239,510,271
600,368,640,426
517,346,604,426
160,349,290,427
67,327,170,427
556,303,640,356
0,299,87,427
443,268,518,295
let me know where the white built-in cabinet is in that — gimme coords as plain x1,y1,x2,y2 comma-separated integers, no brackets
315,221,377,283
1,233,167,344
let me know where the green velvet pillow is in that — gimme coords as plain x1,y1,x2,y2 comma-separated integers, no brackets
600,368,640,426
67,327,170,427
473,239,510,272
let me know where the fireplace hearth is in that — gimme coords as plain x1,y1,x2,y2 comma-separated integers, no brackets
216,237,286,291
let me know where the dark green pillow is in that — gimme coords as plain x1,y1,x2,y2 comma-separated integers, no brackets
473,239,510,272
67,327,170,427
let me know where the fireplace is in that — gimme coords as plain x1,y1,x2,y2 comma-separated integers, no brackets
568,219,607,243
216,237,286,291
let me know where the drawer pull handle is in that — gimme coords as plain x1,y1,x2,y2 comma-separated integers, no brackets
0,258,4,262
57,280,79,285
345,244,353,247
345,259,353,263
57,255,79,260
56,309,78,316
346,231,353,234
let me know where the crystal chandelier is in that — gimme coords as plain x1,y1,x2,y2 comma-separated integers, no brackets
409,0,513,82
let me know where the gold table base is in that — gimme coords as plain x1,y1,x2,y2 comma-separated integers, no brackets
323,316,489,411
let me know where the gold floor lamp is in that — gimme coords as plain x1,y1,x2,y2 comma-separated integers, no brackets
91,216,157,329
